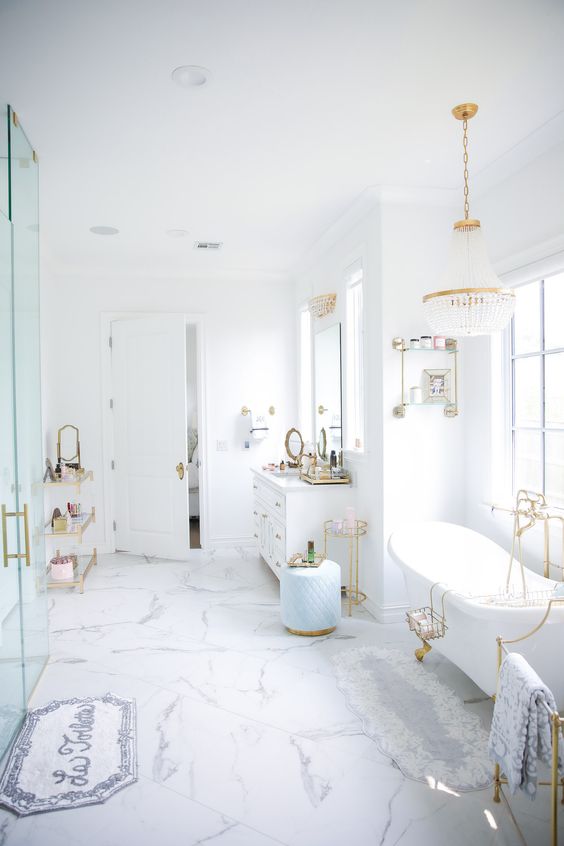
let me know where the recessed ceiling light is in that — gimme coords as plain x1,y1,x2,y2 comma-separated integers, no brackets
90,226,119,235
166,229,189,238
171,65,210,88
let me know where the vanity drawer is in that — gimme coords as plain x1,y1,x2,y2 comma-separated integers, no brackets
261,485,286,519
252,501,260,542
252,476,286,519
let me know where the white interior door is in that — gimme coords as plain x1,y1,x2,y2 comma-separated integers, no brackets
112,316,189,559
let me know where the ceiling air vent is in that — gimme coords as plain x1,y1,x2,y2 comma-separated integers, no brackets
194,241,222,250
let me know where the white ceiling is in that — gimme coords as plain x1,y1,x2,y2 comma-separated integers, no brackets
1,0,563,277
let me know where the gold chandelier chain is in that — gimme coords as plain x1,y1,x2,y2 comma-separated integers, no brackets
463,118,470,220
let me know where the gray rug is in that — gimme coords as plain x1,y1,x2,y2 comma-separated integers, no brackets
332,646,493,791
0,693,137,815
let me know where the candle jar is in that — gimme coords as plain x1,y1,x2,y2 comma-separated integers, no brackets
410,338,420,349
420,335,432,349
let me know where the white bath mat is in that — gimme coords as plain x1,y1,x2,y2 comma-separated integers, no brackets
0,693,137,815
332,646,493,791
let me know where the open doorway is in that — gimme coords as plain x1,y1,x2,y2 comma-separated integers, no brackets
106,313,205,559
185,323,200,549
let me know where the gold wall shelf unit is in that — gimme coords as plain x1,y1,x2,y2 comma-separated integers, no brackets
323,519,367,616
43,471,97,592
392,337,459,418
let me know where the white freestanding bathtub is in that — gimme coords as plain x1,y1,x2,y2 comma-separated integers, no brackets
389,521,564,698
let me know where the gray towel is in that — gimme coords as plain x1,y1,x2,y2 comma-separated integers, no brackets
488,652,562,798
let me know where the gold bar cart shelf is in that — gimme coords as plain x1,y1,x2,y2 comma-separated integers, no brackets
323,519,367,617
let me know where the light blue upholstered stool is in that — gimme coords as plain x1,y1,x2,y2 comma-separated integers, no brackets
280,559,341,636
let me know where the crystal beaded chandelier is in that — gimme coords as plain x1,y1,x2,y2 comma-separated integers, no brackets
422,103,515,336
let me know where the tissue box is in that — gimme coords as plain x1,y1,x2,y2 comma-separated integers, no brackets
50,555,76,580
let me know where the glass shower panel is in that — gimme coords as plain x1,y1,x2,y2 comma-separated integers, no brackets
0,209,26,752
0,105,8,218
9,109,48,700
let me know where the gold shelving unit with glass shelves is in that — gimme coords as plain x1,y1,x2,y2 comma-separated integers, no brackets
392,337,459,418
43,471,97,593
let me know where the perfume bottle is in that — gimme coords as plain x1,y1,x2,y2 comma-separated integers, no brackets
307,540,315,563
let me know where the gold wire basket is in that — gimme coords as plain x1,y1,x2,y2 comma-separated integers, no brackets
406,582,450,641
406,607,447,640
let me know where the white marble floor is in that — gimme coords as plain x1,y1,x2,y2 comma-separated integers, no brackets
0,548,550,845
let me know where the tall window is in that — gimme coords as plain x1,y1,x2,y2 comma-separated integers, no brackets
511,273,564,504
346,261,364,452
299,305,313,442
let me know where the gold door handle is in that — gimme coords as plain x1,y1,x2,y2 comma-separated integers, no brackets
2,503,31,567
176,462,185,480
318,405,328,415
1,504,8,567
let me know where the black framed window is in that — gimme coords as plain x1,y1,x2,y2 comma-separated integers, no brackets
511,273,564,505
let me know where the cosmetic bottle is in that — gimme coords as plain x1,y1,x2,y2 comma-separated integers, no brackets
307,540,315,563
279,459,286,473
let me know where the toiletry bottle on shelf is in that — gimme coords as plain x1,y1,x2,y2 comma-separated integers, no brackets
307,540,315,563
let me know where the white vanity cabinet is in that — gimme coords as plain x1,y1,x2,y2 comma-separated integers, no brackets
251,469,353,580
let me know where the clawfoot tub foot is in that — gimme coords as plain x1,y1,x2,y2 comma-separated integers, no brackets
414,640,432,662
493,764,501,802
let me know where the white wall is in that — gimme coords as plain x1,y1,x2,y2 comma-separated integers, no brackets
464,142,564,571
40,269,296,552
295,190,467,620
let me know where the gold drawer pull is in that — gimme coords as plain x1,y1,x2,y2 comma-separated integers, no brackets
253,510,258,516
275,501,281,508
275,533,281,540
253,533,258,538
262,513,267,518
253,484,258,490
275,561,281,568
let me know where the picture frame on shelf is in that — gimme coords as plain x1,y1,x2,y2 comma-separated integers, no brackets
423,369,451,404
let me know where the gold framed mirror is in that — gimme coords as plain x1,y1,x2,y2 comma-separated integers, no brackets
285,428,304,465
57,424,81,467
317,426,327,461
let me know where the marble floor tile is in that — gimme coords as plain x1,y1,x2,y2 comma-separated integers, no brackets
0,549,543,845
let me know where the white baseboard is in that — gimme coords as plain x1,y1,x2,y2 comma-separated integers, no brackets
208,536,256,549
365,596,408,624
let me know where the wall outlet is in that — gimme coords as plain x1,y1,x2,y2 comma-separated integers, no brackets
243,440,250,450
216,440,228,452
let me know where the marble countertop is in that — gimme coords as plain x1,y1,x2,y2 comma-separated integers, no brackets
251,467,350,491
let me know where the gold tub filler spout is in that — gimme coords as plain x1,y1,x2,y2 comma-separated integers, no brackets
406,582,453,662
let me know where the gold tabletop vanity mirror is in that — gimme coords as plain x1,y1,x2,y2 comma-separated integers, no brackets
285,428,304,467
57,424,82,469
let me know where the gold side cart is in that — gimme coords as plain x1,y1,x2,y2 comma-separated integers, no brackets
323,519,367,616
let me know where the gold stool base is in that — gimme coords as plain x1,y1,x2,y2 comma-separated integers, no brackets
286,626,336,637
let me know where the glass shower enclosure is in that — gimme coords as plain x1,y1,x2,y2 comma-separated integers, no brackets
0,103,49,759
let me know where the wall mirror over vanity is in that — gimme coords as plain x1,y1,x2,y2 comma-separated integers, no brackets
314,323,342,460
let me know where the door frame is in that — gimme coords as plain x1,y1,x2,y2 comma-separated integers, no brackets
100,311,209,555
